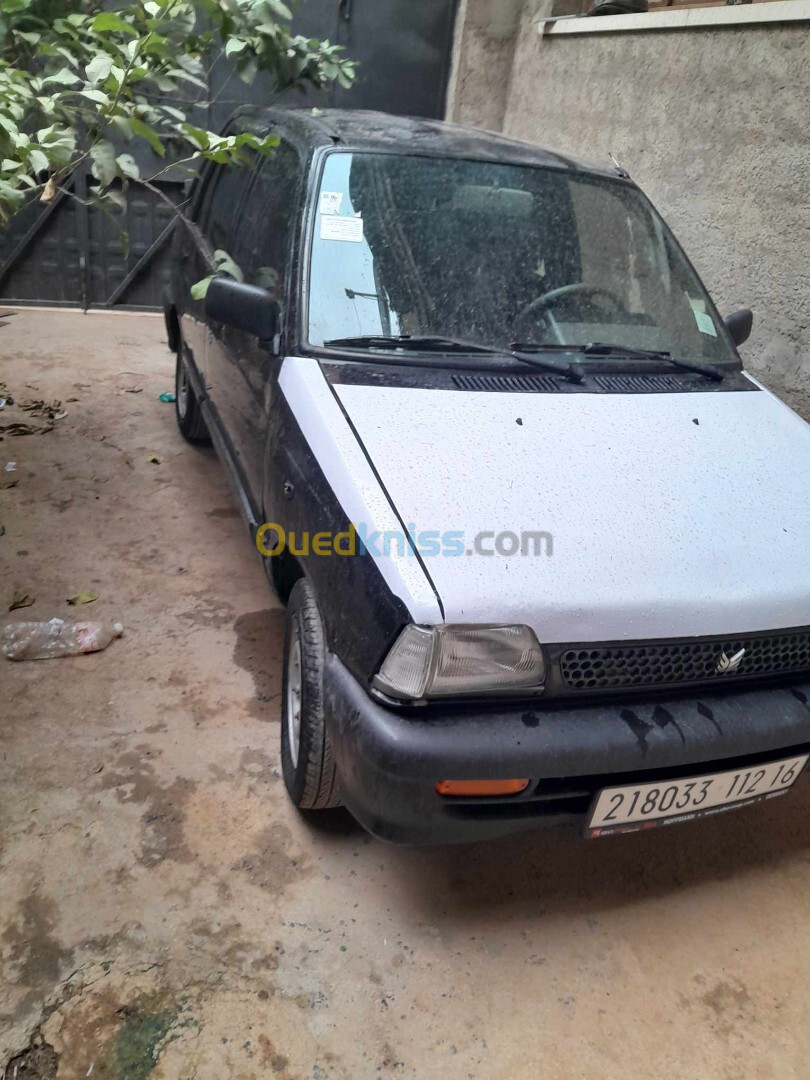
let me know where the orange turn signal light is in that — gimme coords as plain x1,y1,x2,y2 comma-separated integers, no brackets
435,778,530,797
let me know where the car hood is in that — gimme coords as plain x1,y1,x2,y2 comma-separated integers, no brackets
333,376,810,643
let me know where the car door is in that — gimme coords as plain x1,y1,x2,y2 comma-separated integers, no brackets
207,139,302,514
198,153,255,456
175,163,229,383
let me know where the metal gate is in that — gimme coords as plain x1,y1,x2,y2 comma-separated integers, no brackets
0,165,182,309
0,0,458,310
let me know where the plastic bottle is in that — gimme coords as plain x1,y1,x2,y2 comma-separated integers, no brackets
2,618,123,660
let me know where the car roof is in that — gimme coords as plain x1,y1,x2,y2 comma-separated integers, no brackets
230,107,625,180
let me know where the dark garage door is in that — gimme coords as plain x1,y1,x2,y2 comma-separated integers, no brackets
0,0,458,310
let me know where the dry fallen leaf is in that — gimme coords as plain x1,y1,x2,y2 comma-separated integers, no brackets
40,176,57,203
1,424,32,436
10,592,34,611
67,590,98,606
20,399,63,420
147,453,161,464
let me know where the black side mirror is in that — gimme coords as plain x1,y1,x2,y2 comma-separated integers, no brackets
205,276,279,342
724,308,753,348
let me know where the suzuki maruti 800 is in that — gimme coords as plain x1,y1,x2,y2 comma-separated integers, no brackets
165,109,810,844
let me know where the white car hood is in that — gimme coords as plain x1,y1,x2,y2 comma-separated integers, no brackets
334,378,810,643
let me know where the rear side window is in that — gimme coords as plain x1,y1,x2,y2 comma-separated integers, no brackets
232,141,300,302
196,160,246,252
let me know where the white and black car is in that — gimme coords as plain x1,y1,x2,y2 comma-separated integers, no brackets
166,108,810,844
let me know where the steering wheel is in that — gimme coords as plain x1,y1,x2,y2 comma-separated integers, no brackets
514,282,628,331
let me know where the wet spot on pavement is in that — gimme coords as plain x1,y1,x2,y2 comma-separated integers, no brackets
232,609,285,719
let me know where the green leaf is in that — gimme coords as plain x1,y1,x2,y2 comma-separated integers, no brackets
116,154,139,180
27,148,48,174
190,275,214,300
0,182,26,215
89,140,117,186
213,249,243,282
55,46,79,68
102,187,127,213
131,118,164,157
41,67,80,87
165,67,206,89
91,13,139,36
225,37,247,56
237,56,258,85
161,105,186,122
85,54,114,87
178,123,209,150
79,89,110,106
67,590,98,605
108,115,134,140
2,0,36,14
266,0,293,18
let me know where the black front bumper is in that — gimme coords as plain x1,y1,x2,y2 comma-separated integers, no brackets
323,653,810,845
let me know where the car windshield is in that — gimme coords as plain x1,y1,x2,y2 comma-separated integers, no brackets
307,151,739,365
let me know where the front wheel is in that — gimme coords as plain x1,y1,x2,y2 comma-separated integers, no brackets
281,579,341,810
174,348,210,445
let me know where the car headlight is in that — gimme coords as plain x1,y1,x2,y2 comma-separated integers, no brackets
373,624,546,702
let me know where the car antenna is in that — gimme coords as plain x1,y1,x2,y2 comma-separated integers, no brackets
609,151,630,179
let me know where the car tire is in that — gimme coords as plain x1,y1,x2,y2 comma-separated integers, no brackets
174,347,210,445
281,578,341,810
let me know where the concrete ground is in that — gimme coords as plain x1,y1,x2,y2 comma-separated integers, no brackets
2,309,810,1080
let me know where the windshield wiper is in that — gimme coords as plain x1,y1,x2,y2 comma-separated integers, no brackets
513,341,724,382
509,348,583,383
324,334,583,382
579,342,724,382
323,334,498,353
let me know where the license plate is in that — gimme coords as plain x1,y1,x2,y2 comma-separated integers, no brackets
587,753,808,838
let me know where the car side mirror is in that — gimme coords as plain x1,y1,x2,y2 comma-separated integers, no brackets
724,308,753,348
205,276,279,342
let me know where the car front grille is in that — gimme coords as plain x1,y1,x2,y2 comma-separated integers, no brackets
559,630,810,692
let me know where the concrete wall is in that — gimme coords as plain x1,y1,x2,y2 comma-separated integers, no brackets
446,0,526,131
448,5,810,412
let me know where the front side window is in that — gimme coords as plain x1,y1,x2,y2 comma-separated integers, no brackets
307,151,738,365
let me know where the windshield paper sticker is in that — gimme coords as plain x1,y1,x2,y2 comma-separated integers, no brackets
694,310,717,337
320,215,364,243
319,190,343,216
